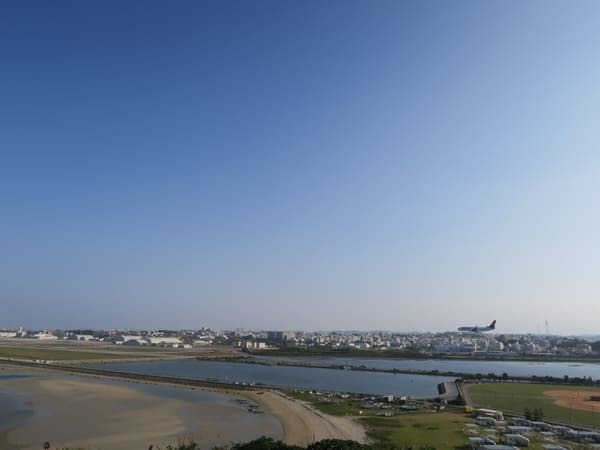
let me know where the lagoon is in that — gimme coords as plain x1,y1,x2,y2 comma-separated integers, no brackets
0,375,33,434
95,359,450,397
94,356,600,398
256,356,600,379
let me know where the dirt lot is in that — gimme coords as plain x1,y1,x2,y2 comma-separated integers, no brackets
544,390,600,413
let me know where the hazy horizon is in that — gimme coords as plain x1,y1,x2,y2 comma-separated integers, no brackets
7,325,600,339
2,1,599,335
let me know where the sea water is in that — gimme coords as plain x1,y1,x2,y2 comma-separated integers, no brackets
0,375,33,433
94,360,450,396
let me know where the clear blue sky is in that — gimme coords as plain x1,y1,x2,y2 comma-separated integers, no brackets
1,1,599,334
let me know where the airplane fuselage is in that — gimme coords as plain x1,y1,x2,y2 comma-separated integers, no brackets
458,320,496,333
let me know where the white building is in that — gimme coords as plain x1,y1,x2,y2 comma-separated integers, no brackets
119,335,146,345
34,332,58,340
147,336,182,347
74,334,96,341
0,331,17,338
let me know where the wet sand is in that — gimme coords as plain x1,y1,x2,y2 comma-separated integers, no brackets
1,375,281,450
246,391,367,447
0,366,367,449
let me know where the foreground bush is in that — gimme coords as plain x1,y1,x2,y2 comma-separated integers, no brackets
158,437,435,450
58,437,435,450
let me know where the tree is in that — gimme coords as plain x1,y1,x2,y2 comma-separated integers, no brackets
165,439,199,450
307,439,370,450
232,437,302,450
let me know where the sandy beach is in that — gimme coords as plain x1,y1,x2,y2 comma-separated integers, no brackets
0,365,367,449
1,373,281,450
246,391,367,447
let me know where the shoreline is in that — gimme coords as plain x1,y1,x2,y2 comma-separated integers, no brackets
8,352,600,389
0,362,367,449
2,358,449,400
244,390,366,447
2,375,194,449
222,354,600,381
246,349,600,363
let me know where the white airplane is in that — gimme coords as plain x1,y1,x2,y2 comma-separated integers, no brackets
458,320,496,333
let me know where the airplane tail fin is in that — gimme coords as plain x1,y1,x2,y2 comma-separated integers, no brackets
490,320,496,329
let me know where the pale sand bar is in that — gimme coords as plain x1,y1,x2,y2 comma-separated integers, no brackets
2,375,281,450
246,391,367,447
1,368,366,449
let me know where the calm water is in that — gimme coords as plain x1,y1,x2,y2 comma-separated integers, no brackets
95,360,450,397
95,357,600,397
0,375,33,432
256,356,600,379
0,372,282,447
91,375,239,404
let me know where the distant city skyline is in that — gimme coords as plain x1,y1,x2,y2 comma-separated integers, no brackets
1,1,599,334
2,323,598,339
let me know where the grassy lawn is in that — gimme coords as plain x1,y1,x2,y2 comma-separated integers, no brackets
285,389,597,449
285,390,365,416
362,412,470,449
285,390,470,448
99,346,173,352
467,382,600,428
285,388,600,449
0,346,145,361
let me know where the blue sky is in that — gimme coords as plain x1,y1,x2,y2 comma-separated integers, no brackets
1,1,599,334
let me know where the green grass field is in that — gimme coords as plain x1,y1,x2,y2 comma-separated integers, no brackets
0,346,145,361
285,390,365,416
285,390,471,448
361,412,470,449
96,346,171,352
467,382,600,428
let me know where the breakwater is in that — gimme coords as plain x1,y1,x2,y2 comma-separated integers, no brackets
1,359,263,391
242,355,600,382
1,358,450,399
94,359,450,397
205,357,555,383
195,356,600,393
218,356,470,377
